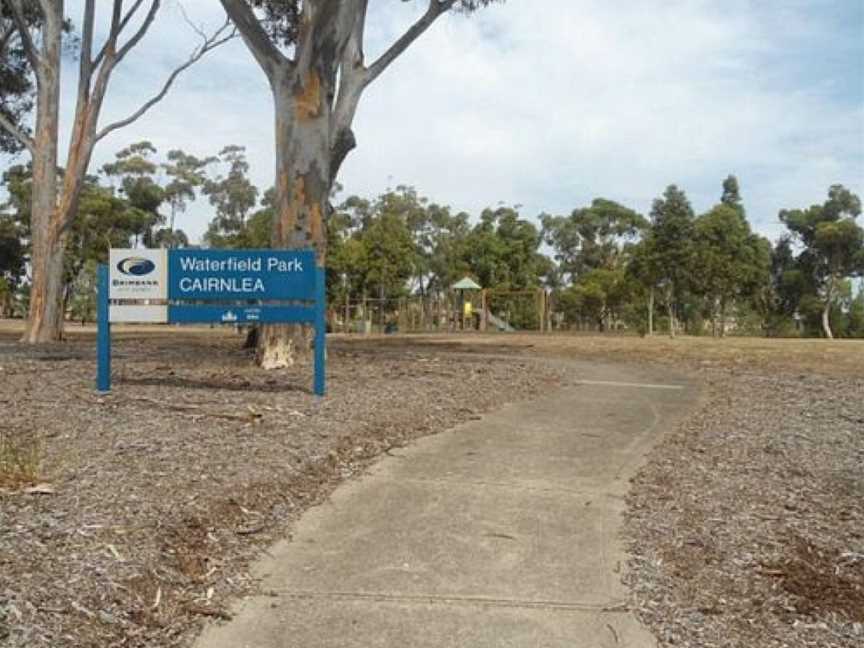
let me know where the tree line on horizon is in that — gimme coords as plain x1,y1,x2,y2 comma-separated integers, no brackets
1,140,862,339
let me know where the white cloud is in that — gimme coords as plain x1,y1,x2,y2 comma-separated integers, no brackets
8,0,864,245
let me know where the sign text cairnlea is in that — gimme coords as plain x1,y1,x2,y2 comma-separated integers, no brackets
98,248,326,395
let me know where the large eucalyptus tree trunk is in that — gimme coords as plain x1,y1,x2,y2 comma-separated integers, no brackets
23,6,63,343
256,74,332,369
219,0,461,369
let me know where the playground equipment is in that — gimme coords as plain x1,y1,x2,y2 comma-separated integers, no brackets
452,276,482,331
328,281,551,334
485,310,516,332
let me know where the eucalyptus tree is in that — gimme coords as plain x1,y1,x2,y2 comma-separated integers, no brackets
101,141,164,246
203,145,260,248
0,0,232,343
218,0,499,367
780,185,864,338
541,198,646,280
692,178,771,337
649,185,696,337
627,235,662,335
161,149,214,245
692,205,772,336
464,207,545,290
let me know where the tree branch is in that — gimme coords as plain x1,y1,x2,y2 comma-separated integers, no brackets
95,20,235,143
114,0,161,65
0,112,35,156
93,0,146,68
8,0,40,71
116,0,147,36
0,23,17,59
77,0,96,101
365,0,455,86
218,0,289,78
329,0,369,181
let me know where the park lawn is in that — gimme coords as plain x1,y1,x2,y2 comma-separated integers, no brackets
401,331,864,377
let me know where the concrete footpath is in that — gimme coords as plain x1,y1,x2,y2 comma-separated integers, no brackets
195,361,699,648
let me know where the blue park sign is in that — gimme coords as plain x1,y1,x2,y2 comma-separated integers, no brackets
168,249,317,301
98,248,326,396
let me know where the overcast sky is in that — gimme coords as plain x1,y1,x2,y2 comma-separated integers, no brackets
11,0,864,244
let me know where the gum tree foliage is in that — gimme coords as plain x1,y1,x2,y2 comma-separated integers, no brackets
0,211,25,316
780,185,864,339
541,199,647,280
325,187,474,305
466,207,548,291
768,236,808,328
100,142,208,250
203,145,260,248
648,185,696,337
0,4,75,155
101,141,164,247
0,0,232,343
328,189,420,302
848,287,864,338
626,235,663,335
219,0,500,367
0,3,36,155
691,177,772,337
160,149,214,247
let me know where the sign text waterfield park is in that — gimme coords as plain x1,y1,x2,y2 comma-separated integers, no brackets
98,248,326,395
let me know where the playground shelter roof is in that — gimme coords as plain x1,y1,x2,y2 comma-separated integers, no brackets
451,277,482,291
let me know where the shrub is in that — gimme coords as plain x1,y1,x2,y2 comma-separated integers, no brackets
0,428,41,488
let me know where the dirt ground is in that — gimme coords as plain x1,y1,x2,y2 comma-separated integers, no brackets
0,322,559,647
1,324,862,647
400,331,864,377
624,368,864,647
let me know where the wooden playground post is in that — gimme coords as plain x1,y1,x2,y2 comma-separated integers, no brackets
344,293,350,333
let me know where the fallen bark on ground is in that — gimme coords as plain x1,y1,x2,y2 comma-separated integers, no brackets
625,368,864,648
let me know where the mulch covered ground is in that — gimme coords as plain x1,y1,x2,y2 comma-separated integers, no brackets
625,367,864,648
3,328,862,647
0,328,559,647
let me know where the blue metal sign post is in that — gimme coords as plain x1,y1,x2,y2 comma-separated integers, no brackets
97,263,111,392
97,249,326,396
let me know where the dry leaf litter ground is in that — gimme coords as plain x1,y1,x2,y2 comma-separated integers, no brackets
2,326,862,648
625,367,864,648
0,325,560,647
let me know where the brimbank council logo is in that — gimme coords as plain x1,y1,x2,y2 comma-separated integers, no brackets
117,257,156,276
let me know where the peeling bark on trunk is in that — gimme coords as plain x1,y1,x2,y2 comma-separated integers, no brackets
22,8,63,343
256,74,331,369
